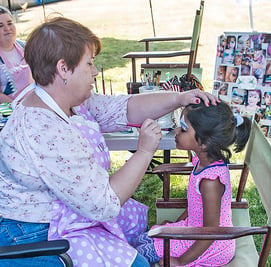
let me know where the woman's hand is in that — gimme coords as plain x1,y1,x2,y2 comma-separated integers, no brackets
137,118,162,156
178,89,220,107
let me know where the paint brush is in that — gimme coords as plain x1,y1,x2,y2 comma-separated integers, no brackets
101,68,105,95
94,77,98,93
110,80,113,95
129,76,132,94
116,122,174,131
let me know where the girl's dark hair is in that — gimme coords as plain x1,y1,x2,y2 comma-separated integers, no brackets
186,101,251,162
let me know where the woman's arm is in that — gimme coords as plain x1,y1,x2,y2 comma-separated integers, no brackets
170,178,225,266
109,119,162,205
127,90,218,124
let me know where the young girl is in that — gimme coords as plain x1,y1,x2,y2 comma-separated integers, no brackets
134,101,251,266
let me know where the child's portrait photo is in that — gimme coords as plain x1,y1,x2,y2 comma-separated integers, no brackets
225,67,239,83
216,65,226,82
231,87,246,105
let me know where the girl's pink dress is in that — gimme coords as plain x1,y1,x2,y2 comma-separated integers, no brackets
152,158,235,266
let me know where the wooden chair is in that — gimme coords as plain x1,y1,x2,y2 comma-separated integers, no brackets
123,1,204,83
149,121,271,267
0,239,73,266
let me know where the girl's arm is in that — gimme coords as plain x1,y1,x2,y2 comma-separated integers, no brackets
161,208,188,225
176,208,188,222
169,178,225,266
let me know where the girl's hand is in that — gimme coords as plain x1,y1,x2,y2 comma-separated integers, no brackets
179,89,220,107
161,220,173,225
137,118,162,156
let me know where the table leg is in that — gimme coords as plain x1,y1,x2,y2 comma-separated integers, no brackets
163,150,170,164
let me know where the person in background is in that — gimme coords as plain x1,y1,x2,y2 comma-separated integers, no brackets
135,101,251,266
0,17,218,267
0,6,33,103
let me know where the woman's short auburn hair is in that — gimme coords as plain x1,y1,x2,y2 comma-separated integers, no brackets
24,17,101,86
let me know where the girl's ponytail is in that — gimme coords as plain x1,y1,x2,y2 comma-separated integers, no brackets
234,116,251,153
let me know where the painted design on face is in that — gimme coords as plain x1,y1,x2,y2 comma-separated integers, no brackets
180,115,188,132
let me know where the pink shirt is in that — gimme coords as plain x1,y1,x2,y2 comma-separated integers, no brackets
0,41,33,97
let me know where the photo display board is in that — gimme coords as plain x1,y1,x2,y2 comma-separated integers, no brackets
213,32,271,139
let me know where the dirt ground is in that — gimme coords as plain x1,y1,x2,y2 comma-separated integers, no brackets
12,0,271,91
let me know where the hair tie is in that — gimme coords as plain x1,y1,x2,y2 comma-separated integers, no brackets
234,113,244,127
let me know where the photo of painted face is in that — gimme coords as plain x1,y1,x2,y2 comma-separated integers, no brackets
226,36,236,50
260,124,269,137
266,62,271,76
216,65,226,82
246,89,261,109
217,35,226,57
225,66,239,83
264,91,271,106
252,49,266,72
264,105,271,120
222,49,234,64
231,87,246,105
218,83,228,96
237,35,251,52
234,54,242,66
241,64,251,76
213,82,220,91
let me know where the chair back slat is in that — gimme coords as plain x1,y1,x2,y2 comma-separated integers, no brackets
245,121,271,223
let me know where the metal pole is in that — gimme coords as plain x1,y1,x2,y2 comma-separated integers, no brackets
249,0,254,31
7,0,11,11
149,0,156,37
42,0,46,20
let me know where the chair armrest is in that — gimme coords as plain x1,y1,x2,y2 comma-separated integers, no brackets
0,239,70,259
148,226,269,240
152,162,194,174
123,51,190,59
139,36,192,43
152,162,245,174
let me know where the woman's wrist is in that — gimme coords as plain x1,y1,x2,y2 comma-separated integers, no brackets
136,149,154,161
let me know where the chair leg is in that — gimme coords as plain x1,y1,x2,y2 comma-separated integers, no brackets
258,227,271,267
163,239,170,267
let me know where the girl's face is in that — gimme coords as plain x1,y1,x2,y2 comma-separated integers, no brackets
220,36,226,47
247,91,260,106
174,111,198,152
264,93,271,105
228,37,235,49
234,55,242,65
217,66,225,81
232,88,245,104
227,68,238,82
261,126,268,137
0,13,16,48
